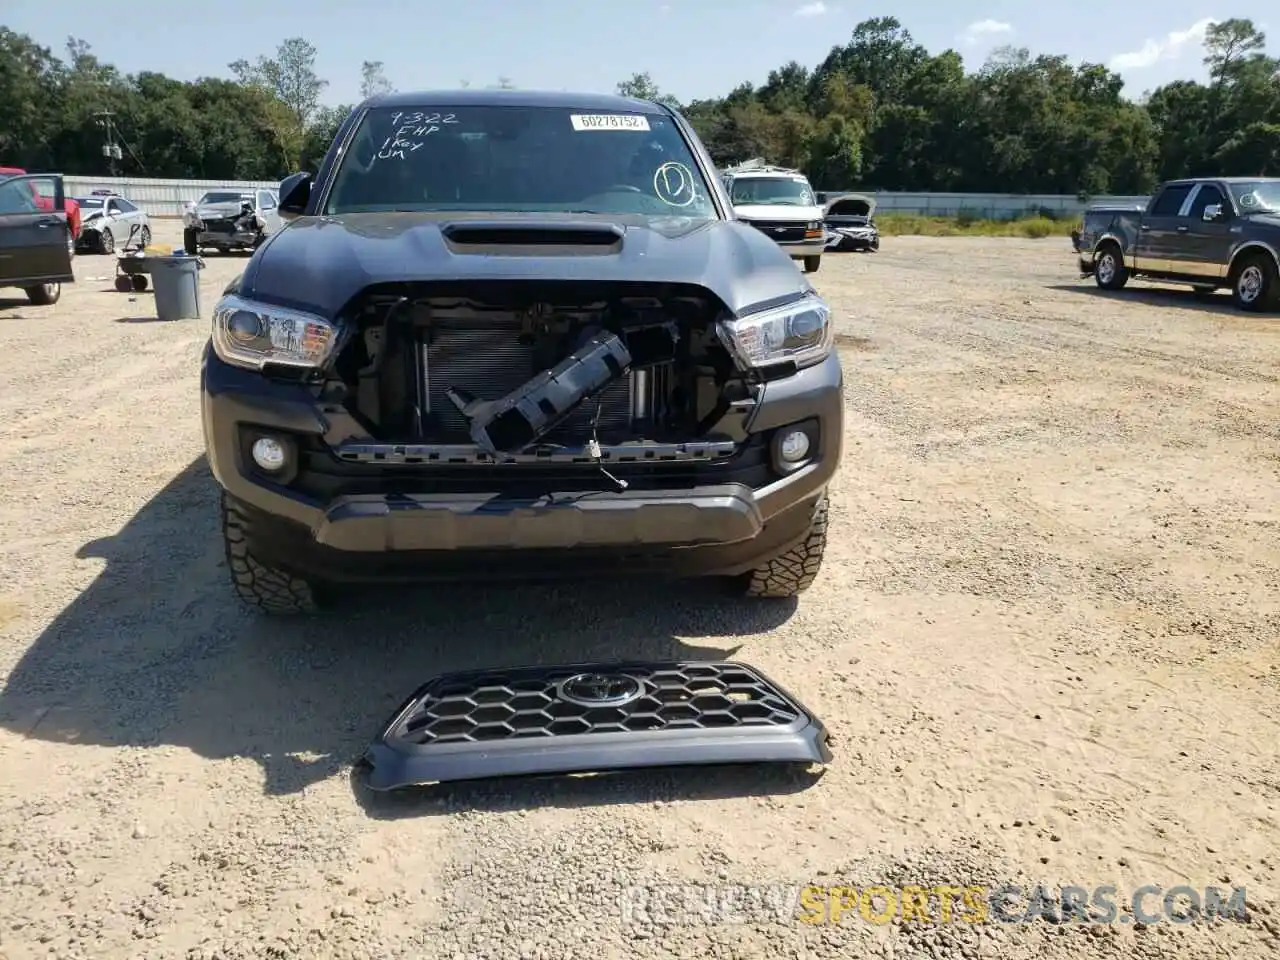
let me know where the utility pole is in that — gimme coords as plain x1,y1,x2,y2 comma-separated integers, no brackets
94,111,123,176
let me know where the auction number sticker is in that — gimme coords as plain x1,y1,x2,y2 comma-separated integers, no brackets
571,114,651,132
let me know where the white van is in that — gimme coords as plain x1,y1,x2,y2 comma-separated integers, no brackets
722,161,825,273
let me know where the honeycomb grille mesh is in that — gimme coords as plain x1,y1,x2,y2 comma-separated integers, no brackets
390,662,804,746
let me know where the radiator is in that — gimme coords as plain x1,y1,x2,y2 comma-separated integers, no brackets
419,323,633,443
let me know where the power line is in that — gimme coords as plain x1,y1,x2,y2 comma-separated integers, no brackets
93,110,123,176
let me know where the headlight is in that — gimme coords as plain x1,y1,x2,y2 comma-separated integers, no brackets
807,221,821,230
716,293,833,370
211,294,338,371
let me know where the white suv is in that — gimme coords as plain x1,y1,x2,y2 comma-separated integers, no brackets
722,164,825,273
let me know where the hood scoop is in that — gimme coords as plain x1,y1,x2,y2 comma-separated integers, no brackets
441,220,624,254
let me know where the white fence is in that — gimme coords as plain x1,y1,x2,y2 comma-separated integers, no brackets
63,176,280,218
827,191,1150,219
61,175,1150,220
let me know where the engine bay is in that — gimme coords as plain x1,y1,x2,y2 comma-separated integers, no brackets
325,283,756,456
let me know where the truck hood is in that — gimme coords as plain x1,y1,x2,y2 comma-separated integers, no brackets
197,202,248,219
241,212,812,318
1240,212,1280,231
731,202,823,222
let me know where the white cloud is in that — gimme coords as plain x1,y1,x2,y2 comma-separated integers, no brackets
794,1,827,17
1108,17,1217,70
658,2,670,11
961,19,1014,45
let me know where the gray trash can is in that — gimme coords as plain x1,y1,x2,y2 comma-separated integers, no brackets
151,255,204,321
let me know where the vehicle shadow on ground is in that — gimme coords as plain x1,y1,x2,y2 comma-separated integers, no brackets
352,763,824,819
0,457,806,809
1045,282,1247,317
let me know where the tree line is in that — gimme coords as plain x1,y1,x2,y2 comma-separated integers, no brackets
1,16,1277,193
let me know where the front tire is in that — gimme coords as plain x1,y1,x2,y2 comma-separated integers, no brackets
183,227,199,255
803,255,821,274
222,495,322,615
97,228,115,256
1231,253,1279,312
741,496,829,598
25,283,60,305
1093,244,1128,290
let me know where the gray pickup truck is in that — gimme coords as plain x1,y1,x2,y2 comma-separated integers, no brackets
1074,177,1280,311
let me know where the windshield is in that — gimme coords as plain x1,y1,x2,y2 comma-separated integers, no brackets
324,105,716,219
730,177,815,206
75,198,105,209
1230,181,1280,214
199,192,248,204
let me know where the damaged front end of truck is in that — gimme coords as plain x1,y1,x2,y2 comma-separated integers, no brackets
324,282,759,481
202,95,842,614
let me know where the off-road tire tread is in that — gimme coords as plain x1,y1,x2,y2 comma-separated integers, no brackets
744,496,829,598
222,495,318,615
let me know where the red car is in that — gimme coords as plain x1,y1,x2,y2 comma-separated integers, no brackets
0,166,81,252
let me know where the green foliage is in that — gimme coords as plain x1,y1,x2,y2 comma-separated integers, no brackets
669,15,1278,195
0,16,1276,192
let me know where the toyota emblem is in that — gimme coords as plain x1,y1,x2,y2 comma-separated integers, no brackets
557,673,643,707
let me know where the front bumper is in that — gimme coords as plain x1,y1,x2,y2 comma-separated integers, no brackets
196,229,256,248
201,346,844,581
780,240,825,259
827,230,879,250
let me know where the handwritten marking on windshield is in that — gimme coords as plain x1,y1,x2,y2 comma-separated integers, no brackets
571,114,651,132
390,112,459,126
375,126,439,161
653,162,697,207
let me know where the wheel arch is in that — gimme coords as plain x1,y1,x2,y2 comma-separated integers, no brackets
1228,240,1280,279
1092,233,1125,259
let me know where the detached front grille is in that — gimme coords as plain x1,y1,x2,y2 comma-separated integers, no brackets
398,662,803,745
363,660,833,789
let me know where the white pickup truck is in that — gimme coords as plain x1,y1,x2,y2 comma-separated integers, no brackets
181,188,281,255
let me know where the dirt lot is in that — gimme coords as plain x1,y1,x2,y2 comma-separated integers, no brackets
0,224,1277,960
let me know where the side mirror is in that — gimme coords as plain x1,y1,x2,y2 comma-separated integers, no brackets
278,172,313,221
1202,204,1224,222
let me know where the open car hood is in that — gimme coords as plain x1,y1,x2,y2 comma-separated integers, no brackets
824,194,876,218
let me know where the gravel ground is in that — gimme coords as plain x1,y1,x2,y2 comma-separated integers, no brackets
0,225,1277,959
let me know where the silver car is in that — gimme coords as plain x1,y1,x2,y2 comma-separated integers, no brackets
74,192,151,254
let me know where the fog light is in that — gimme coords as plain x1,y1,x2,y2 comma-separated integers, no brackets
251,436,287,472
779,430,811,463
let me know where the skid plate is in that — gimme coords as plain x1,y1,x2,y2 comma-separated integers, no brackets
363,660,832,790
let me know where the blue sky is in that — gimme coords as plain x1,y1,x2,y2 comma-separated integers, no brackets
4,0,1275,105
